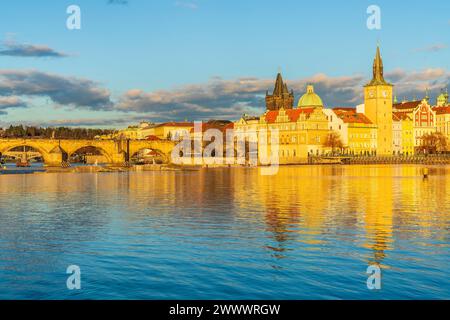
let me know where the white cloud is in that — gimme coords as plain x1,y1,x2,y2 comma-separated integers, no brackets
175,1,198,10
413,43,447,53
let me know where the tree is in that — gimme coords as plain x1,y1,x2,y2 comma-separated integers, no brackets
323,132,344,154
420,132,448,154
2,125,114,139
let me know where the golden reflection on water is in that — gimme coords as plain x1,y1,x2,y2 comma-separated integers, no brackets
1,165,449,269
233,165,450,267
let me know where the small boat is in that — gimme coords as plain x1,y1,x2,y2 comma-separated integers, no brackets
16,160,31,168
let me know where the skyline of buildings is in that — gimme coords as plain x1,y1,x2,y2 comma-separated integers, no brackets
108,45,449,161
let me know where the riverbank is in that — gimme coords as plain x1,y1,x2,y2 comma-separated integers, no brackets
2,157,450,175
308,155,450,165
0,163,202,175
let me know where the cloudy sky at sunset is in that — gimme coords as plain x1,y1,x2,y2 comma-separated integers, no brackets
0,0,448,128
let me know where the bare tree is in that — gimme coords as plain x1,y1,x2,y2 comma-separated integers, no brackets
420,132,448,154
323,132,344,154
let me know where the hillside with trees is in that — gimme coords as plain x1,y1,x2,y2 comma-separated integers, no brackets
0,125,114,140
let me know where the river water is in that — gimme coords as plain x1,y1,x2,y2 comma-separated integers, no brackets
0,165,448,299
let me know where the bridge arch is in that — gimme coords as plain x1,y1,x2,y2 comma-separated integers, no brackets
0,138,176,166
128,141,175,164
0,142,53,165
129,147,167,164
2,146,44,161
68,145,113,164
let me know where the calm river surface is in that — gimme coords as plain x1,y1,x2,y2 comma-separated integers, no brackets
0,165,449,299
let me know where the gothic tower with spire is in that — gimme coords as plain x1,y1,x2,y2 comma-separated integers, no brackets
265,73,294,111
364,45,394,155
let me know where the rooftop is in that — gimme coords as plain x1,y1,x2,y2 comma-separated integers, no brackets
155,122,194,128
432,106,450,115
265,108,315,123
297,85,323,108
332,108,373,124
393,112,412,121
393,100,422,111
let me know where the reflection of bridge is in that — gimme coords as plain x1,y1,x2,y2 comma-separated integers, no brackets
0,139,176,166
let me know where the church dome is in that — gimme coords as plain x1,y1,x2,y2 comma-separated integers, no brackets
437,92,447,106
298,85,324,107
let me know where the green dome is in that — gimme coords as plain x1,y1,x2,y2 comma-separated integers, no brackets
298,85,323,107
437,93,446,106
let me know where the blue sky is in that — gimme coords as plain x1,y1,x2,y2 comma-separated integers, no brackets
0,0,449,127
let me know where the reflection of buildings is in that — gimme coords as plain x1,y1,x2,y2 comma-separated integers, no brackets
360,167,394,265
2,166,448,271
245,165,394,264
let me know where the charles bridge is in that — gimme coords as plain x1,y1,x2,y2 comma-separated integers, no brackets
0,138,176,166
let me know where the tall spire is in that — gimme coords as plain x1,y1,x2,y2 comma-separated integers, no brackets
367,44,389,86
266,72,294,111
273,73,284,95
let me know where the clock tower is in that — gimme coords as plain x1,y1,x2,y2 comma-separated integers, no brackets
364,45,393,155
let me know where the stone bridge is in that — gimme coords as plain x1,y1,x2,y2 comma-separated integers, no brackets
0,138,176,166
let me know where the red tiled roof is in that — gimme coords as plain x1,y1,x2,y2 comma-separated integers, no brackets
265,110,279,123
156,122,194,128
288,108,314,122
146,135,161,141
432,106,450,115
332,107,356,111
393,112,412,121
224,122,234,130
333,108,373,124
264,108,314,123
393,100,421,110
189,121,234,133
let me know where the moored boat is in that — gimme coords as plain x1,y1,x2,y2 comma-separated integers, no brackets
16,160,31,167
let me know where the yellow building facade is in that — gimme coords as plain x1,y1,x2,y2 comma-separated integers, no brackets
152,122,194,140
393,113,414,155
261,104,330,162
234,82,330,164
330,108,377,155
393,99,438,153
434,108,450,141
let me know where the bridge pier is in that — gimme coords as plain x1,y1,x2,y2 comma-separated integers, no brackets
110,151,127,166
45,152,64,167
